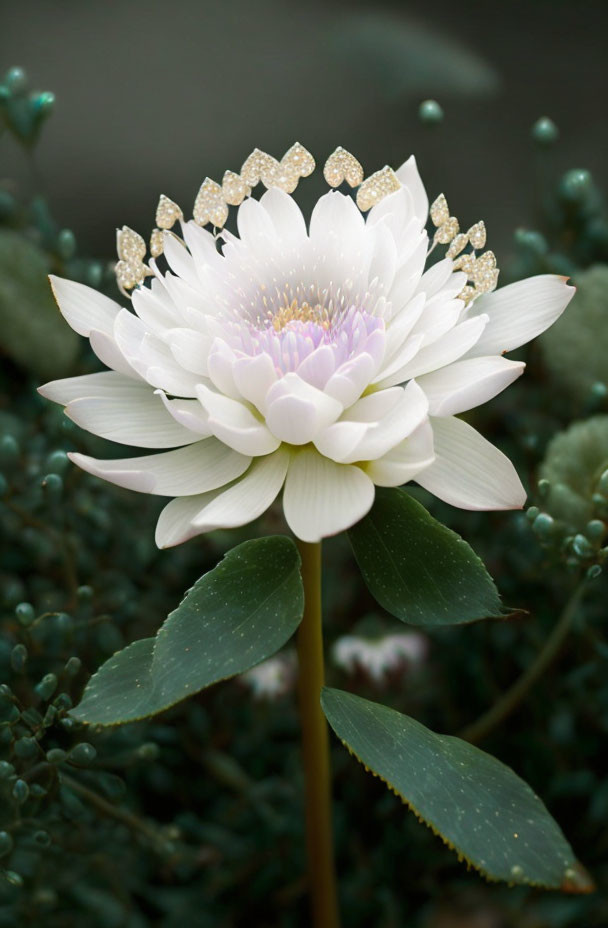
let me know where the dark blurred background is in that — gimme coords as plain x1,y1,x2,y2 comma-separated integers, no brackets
2,4,608,927
2,0,608,258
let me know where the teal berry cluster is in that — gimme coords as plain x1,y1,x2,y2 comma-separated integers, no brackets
0,66,54,148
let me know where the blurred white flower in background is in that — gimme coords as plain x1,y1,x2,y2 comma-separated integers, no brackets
39,145,574,545
332,632,429,684
239,651,297,701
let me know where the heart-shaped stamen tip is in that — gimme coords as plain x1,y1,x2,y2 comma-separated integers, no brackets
323,147,364,188
193,178,229,228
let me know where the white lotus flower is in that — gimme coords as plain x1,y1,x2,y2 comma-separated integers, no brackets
39,144,574,545
332,632,428,684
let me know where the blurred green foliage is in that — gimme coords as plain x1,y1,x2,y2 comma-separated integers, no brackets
1,69,607,927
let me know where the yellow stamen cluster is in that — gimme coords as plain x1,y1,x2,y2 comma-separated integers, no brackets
271,299,331,332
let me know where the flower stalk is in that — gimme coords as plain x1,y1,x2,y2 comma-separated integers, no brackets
296,540,341,928
460,578,587,744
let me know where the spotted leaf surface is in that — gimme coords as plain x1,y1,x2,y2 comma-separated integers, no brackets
71,536,303,725
348,487,504,626
322,688,592,891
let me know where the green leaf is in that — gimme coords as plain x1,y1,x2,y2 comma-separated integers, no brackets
348,487,503,626
322,688,593,892
71,536,303,725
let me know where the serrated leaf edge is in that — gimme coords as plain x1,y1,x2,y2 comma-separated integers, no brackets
323,690,592,893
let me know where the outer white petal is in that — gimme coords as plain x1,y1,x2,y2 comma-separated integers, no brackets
377,315,488,387
49,276,120,338
89,329,141,379
283,448,375,542
68,440,251,496
113,310,200,396
155,490,221,548
39,371,134,405
415,416,526,510
65,391,201,448
417,356,525,416
394,155,428,224
466,275,575,356
197,384,280,456
192,447,290,531
366,420,435,487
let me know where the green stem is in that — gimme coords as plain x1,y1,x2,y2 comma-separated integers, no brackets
296,540,341,928
60,772,162,845
460,579,587,744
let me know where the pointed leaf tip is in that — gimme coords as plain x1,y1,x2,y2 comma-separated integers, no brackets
348,487,504,626
71,536,303,725
322,688,589,891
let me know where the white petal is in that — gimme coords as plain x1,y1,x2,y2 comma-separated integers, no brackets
157,392,212,436
381,293,426,363
366,420,435,487
371,332,424,387
265,374,342,444
466,275,575,356
283,449,375,542
296,345,337,390
89,329,141,379
408,298,463,347
163,234,200,287
49,276,121,338
340,380,429,464
260,188,307,246
378,315,488,387
232,353,278,411
206,341,241,398
131,284,177,335
415,416,526,510
386,236,429,312
65,391,201,448
237,196,276,245
39,371,134,405
155,490,221,548
342,387,403,423
181,220,221,268
166,327,211,375
313,420,369,462
395,155,428,223
197,384,280,456
417,356,525,416
63,394,186,447
192,447,290,531
367,222,398,293
415,258,454,299
68,439,251,496
310,190,365,242
325,353,376,408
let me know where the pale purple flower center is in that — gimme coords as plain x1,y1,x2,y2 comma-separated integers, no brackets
220,304,385,376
